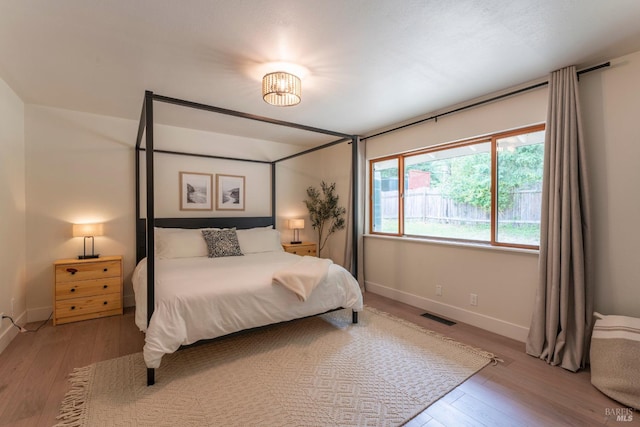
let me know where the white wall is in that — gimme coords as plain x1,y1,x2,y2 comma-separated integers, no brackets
276,141,352,265
144,153,272,218
0,76,26,353
581,50,640,318
363,50,640,340
364,88,548,342
13,49,640,343
23,105,304,320
25,106,138,319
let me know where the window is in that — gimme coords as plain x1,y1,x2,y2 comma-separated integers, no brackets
369,124,545,248
371,157,400,234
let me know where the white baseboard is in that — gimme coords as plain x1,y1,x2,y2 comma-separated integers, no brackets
365,281,529,342
0,311,27,355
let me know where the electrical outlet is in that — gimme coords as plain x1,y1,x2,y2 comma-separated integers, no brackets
435,285,442,296
470,293,478,306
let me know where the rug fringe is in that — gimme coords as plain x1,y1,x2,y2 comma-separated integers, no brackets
364,306,504,365
53,365,94,427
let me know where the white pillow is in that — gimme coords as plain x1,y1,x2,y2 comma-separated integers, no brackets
236,228,284,254
154,227,208,259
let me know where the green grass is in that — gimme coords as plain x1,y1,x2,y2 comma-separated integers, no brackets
378,219,540,246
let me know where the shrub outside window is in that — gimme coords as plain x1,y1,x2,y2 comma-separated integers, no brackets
369,124,545,248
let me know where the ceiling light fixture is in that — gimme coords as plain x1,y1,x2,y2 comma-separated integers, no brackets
262,71,301,107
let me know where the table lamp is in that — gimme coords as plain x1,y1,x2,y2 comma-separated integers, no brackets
288,219,304,244
72,223,104,259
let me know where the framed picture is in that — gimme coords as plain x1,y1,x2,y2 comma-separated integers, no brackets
179,172,213,211
216,174,245,211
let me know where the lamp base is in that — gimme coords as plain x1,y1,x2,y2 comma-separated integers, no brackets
290,241,302,245
78,254,100,260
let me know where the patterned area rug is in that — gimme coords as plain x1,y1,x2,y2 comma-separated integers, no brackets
55,307,497,426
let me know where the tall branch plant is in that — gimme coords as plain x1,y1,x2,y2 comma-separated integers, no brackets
303,181,346,257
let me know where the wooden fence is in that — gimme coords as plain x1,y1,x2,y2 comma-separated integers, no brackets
378,188,541,225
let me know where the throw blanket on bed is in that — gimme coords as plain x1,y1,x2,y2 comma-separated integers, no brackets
273,256,333,301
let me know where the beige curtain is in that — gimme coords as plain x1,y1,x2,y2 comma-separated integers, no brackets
526,66,593,372
344,137,366,292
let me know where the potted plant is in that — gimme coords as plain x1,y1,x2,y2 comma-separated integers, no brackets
303,181,346,257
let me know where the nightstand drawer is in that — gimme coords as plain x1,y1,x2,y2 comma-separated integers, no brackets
55,277,121,301
54,292,122,322
282,242,317,256
55,260,121,283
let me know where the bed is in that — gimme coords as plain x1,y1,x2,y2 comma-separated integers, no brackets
132,224,363,369
136,92,362,385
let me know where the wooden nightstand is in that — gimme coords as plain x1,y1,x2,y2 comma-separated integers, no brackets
282,242,317,257
53,255,123,325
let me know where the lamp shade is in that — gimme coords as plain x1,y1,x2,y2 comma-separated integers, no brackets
262,71,301,106
72,223,104,237
288,219,305,230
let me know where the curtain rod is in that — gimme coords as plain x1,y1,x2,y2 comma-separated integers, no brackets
363,61,610,141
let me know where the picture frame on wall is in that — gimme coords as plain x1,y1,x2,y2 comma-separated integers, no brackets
179,172,213,211
216,174,245,211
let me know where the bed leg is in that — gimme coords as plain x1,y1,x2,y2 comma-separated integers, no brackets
352,310,358,324
147,368,155,386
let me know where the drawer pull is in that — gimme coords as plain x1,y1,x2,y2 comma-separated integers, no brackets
67,268,78,275
103,301,108,305
103,285,108,289
103,268,108,272
70,306,76,310
70,288,76,293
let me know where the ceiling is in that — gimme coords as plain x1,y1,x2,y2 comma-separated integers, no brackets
2,0,640,148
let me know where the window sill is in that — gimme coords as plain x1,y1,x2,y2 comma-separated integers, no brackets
363,233,539,256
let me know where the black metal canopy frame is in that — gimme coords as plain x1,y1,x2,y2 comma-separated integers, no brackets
135,90,359,386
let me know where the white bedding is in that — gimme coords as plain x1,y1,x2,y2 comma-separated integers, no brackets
132,251,363,368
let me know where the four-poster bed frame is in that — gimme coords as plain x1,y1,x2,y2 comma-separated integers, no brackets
135,90,360,385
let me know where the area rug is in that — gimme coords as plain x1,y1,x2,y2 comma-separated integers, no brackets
55,307,498,427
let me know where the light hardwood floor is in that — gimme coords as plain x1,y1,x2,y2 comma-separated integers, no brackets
0,293,636,426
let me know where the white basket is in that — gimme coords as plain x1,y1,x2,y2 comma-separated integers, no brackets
590,312,640,410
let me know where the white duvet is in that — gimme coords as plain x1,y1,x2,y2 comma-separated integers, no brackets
132,251,363,368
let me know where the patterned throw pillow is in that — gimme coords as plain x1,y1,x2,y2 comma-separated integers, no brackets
201,228,243,258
